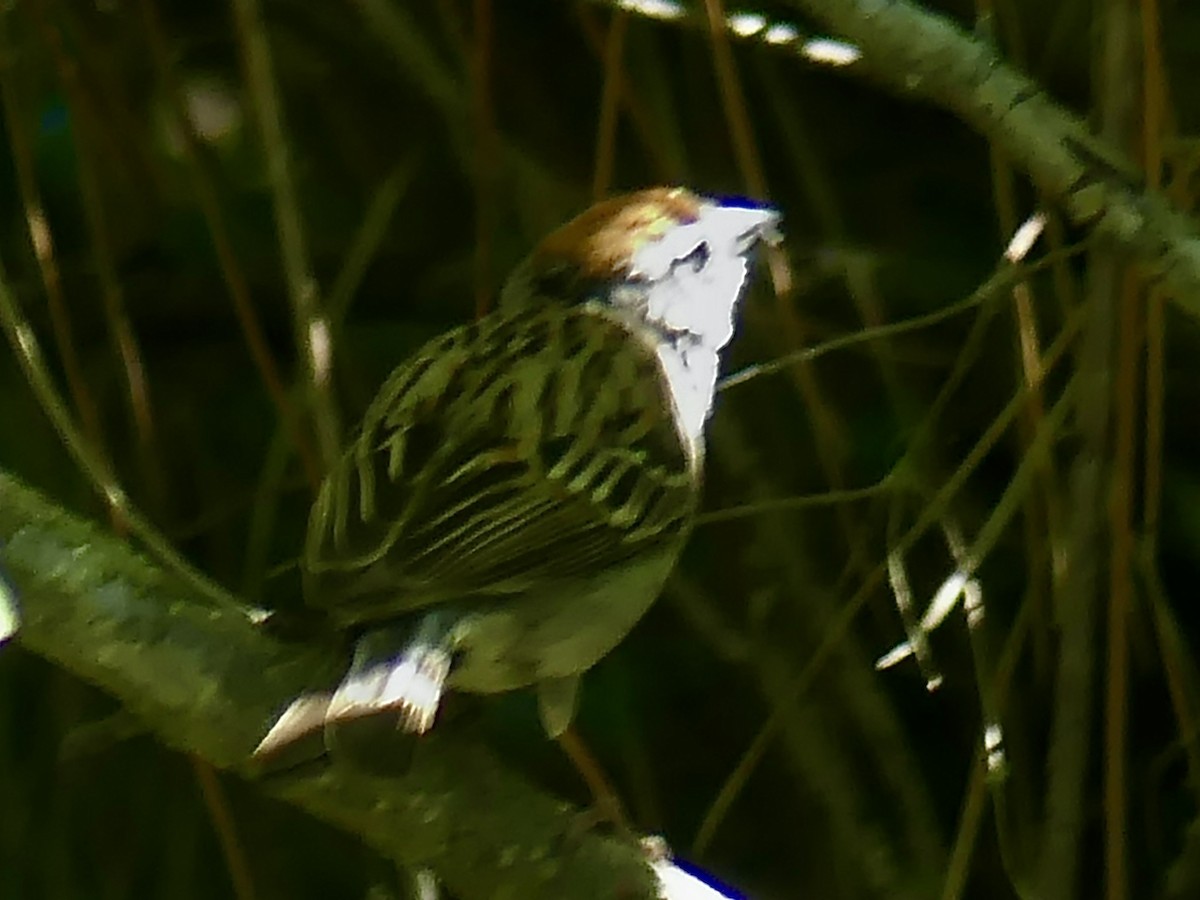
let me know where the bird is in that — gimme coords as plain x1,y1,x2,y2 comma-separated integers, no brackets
253,187,780,760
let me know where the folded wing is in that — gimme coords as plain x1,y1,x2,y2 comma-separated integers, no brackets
304,304,698,625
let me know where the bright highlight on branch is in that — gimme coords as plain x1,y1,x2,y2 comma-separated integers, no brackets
763,23,800,45
1004,212,1046,263
984,721,1007,777
727,13,765,37
616,0,686,20
614,1,862,68
0,570,17,644
802,38,862,66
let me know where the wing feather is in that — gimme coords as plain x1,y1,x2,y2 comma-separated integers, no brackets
304,305,697,624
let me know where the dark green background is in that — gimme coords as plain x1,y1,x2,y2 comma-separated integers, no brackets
2,1,1199,898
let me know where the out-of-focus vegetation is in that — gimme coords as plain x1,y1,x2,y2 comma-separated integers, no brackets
2,0,1200,898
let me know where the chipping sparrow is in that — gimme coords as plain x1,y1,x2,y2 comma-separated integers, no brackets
255,187,779,758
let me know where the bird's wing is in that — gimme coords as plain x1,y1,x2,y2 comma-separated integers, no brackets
304,305,698,624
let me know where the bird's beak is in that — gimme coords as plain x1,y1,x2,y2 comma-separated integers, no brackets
708,200,783,255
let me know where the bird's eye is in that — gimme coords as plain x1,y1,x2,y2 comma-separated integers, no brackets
679,241,710,274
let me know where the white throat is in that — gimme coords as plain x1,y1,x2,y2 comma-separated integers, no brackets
654,339,720,461
617,259,751,462
600,199,777,463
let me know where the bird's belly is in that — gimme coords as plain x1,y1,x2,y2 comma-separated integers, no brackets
447,548,680,693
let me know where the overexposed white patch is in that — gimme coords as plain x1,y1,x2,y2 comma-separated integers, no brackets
28,207,51,261
644,839,744,900
984,720,1007,775
652,859,742,899
253,691,334,757
0,576,17,644
875,640,913,670
632,204,774,282
802,38,862,66
615,0,684,20
378,649,450,733
631,203,776,347
728,13,766,37
646,251,748,349
764,23,800,45
308,316,333,383
923,569,969,631
323,642,451,734
1004,212,1046,263
413,869,439,900
628,203,778,456
655,342,719,459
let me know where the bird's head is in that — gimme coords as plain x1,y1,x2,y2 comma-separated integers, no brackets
501,187,781,354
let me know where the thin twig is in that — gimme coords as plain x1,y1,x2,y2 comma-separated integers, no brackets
576,6,679,183
0,254,249,614
1140,0,1168,545
231,0,342,470
30,2,163,508
138,0,323,491
694,479,890,525
471,0,496,318
972,0,1064,727
192,758,259,900
695,307,1084,854
719,242,1088,391
942,599,1036,900
0,24,103,466
326,160,418,328
703,0,858,567
592,10,627,201
1138,543,1200,786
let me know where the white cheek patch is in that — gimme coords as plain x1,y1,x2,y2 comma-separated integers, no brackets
630,203,776,280
655,342,719,456
632,219,711,280
629,201,770,352
646,257,749,349
622,199,778,460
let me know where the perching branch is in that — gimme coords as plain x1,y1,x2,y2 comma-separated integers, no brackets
0,470,658,900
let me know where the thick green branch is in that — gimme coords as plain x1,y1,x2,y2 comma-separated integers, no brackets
784,0,1200,314
0,470,657,900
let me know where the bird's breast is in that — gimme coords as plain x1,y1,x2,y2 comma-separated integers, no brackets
447,541,687,693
